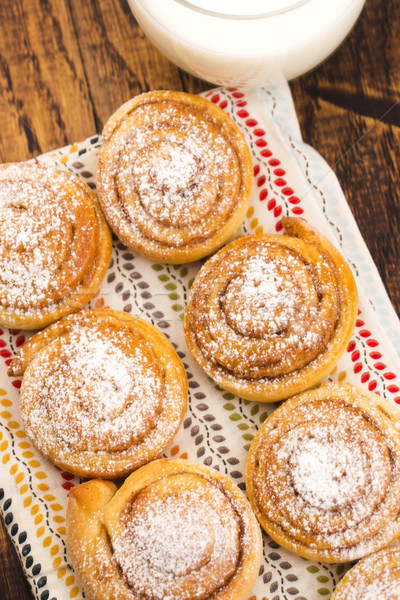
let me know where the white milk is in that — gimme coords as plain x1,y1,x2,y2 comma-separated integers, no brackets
127,0,365,85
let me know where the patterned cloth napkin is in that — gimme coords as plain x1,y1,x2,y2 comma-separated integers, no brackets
1,81,400,600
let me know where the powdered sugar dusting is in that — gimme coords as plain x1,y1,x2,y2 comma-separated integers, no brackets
128,495,214,577
0,163,100,319
251,392,400,561
109,471,246,600
280,417,387,519
222,255,316,338
332,547,400,599
287,426,371,511
188,237,340,386
37,324,163,452
19,313,187,477
130,135,216,227
98,95,251,255
349,573,400,600
116,109,240,244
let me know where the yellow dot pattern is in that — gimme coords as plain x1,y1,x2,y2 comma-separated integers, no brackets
0,382,84,599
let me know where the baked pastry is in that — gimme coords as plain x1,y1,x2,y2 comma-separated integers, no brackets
331,546,400,599
0,162,112,329
245,382,400,562
66,458,263,600
8,309,188,478
184,216,358,402
96,90,253,263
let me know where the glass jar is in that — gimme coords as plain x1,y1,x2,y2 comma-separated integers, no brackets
127,0,365,86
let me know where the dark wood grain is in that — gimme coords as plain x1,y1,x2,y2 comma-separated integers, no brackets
0,0,96,162
0,515,34,599
290,0,400,312
0,0,399,598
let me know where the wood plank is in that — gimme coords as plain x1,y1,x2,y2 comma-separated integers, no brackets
290,0,400,312
66,0,208,132
0,0,96,162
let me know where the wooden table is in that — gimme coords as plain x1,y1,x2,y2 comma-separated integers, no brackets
0,0,399,598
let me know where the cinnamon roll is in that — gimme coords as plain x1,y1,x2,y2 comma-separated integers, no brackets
331,546,400,599
184,217,358,402
0,162,112,329
96,90,253,263
8,309,188,478
245,382,400,563
66,458,262,600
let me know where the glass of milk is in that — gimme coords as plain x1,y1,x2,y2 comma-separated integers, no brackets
127,0,365,86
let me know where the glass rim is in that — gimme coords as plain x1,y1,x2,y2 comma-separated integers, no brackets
170,0,314,19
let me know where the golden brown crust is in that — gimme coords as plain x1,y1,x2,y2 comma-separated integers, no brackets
66,459,262,600
184,216,358,402
246,382,400,562
0,162,112,329
96,90,253,263
9,308,188,478
66,479,121,600
331,546,400,599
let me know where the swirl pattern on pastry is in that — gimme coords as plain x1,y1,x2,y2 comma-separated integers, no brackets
246,382,400,562
96,90,253,263
66,459,262,600
0,162,112,329
8,309,188,478
331,546,400,599
184,217,358,401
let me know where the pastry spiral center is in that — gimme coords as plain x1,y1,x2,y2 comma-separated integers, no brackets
36,324,164,453
73,344,137,421
222,256,309,337
122,127,219,229
287,428,369,510
129,495,214,577
135,140,199,195
111,472,241,600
